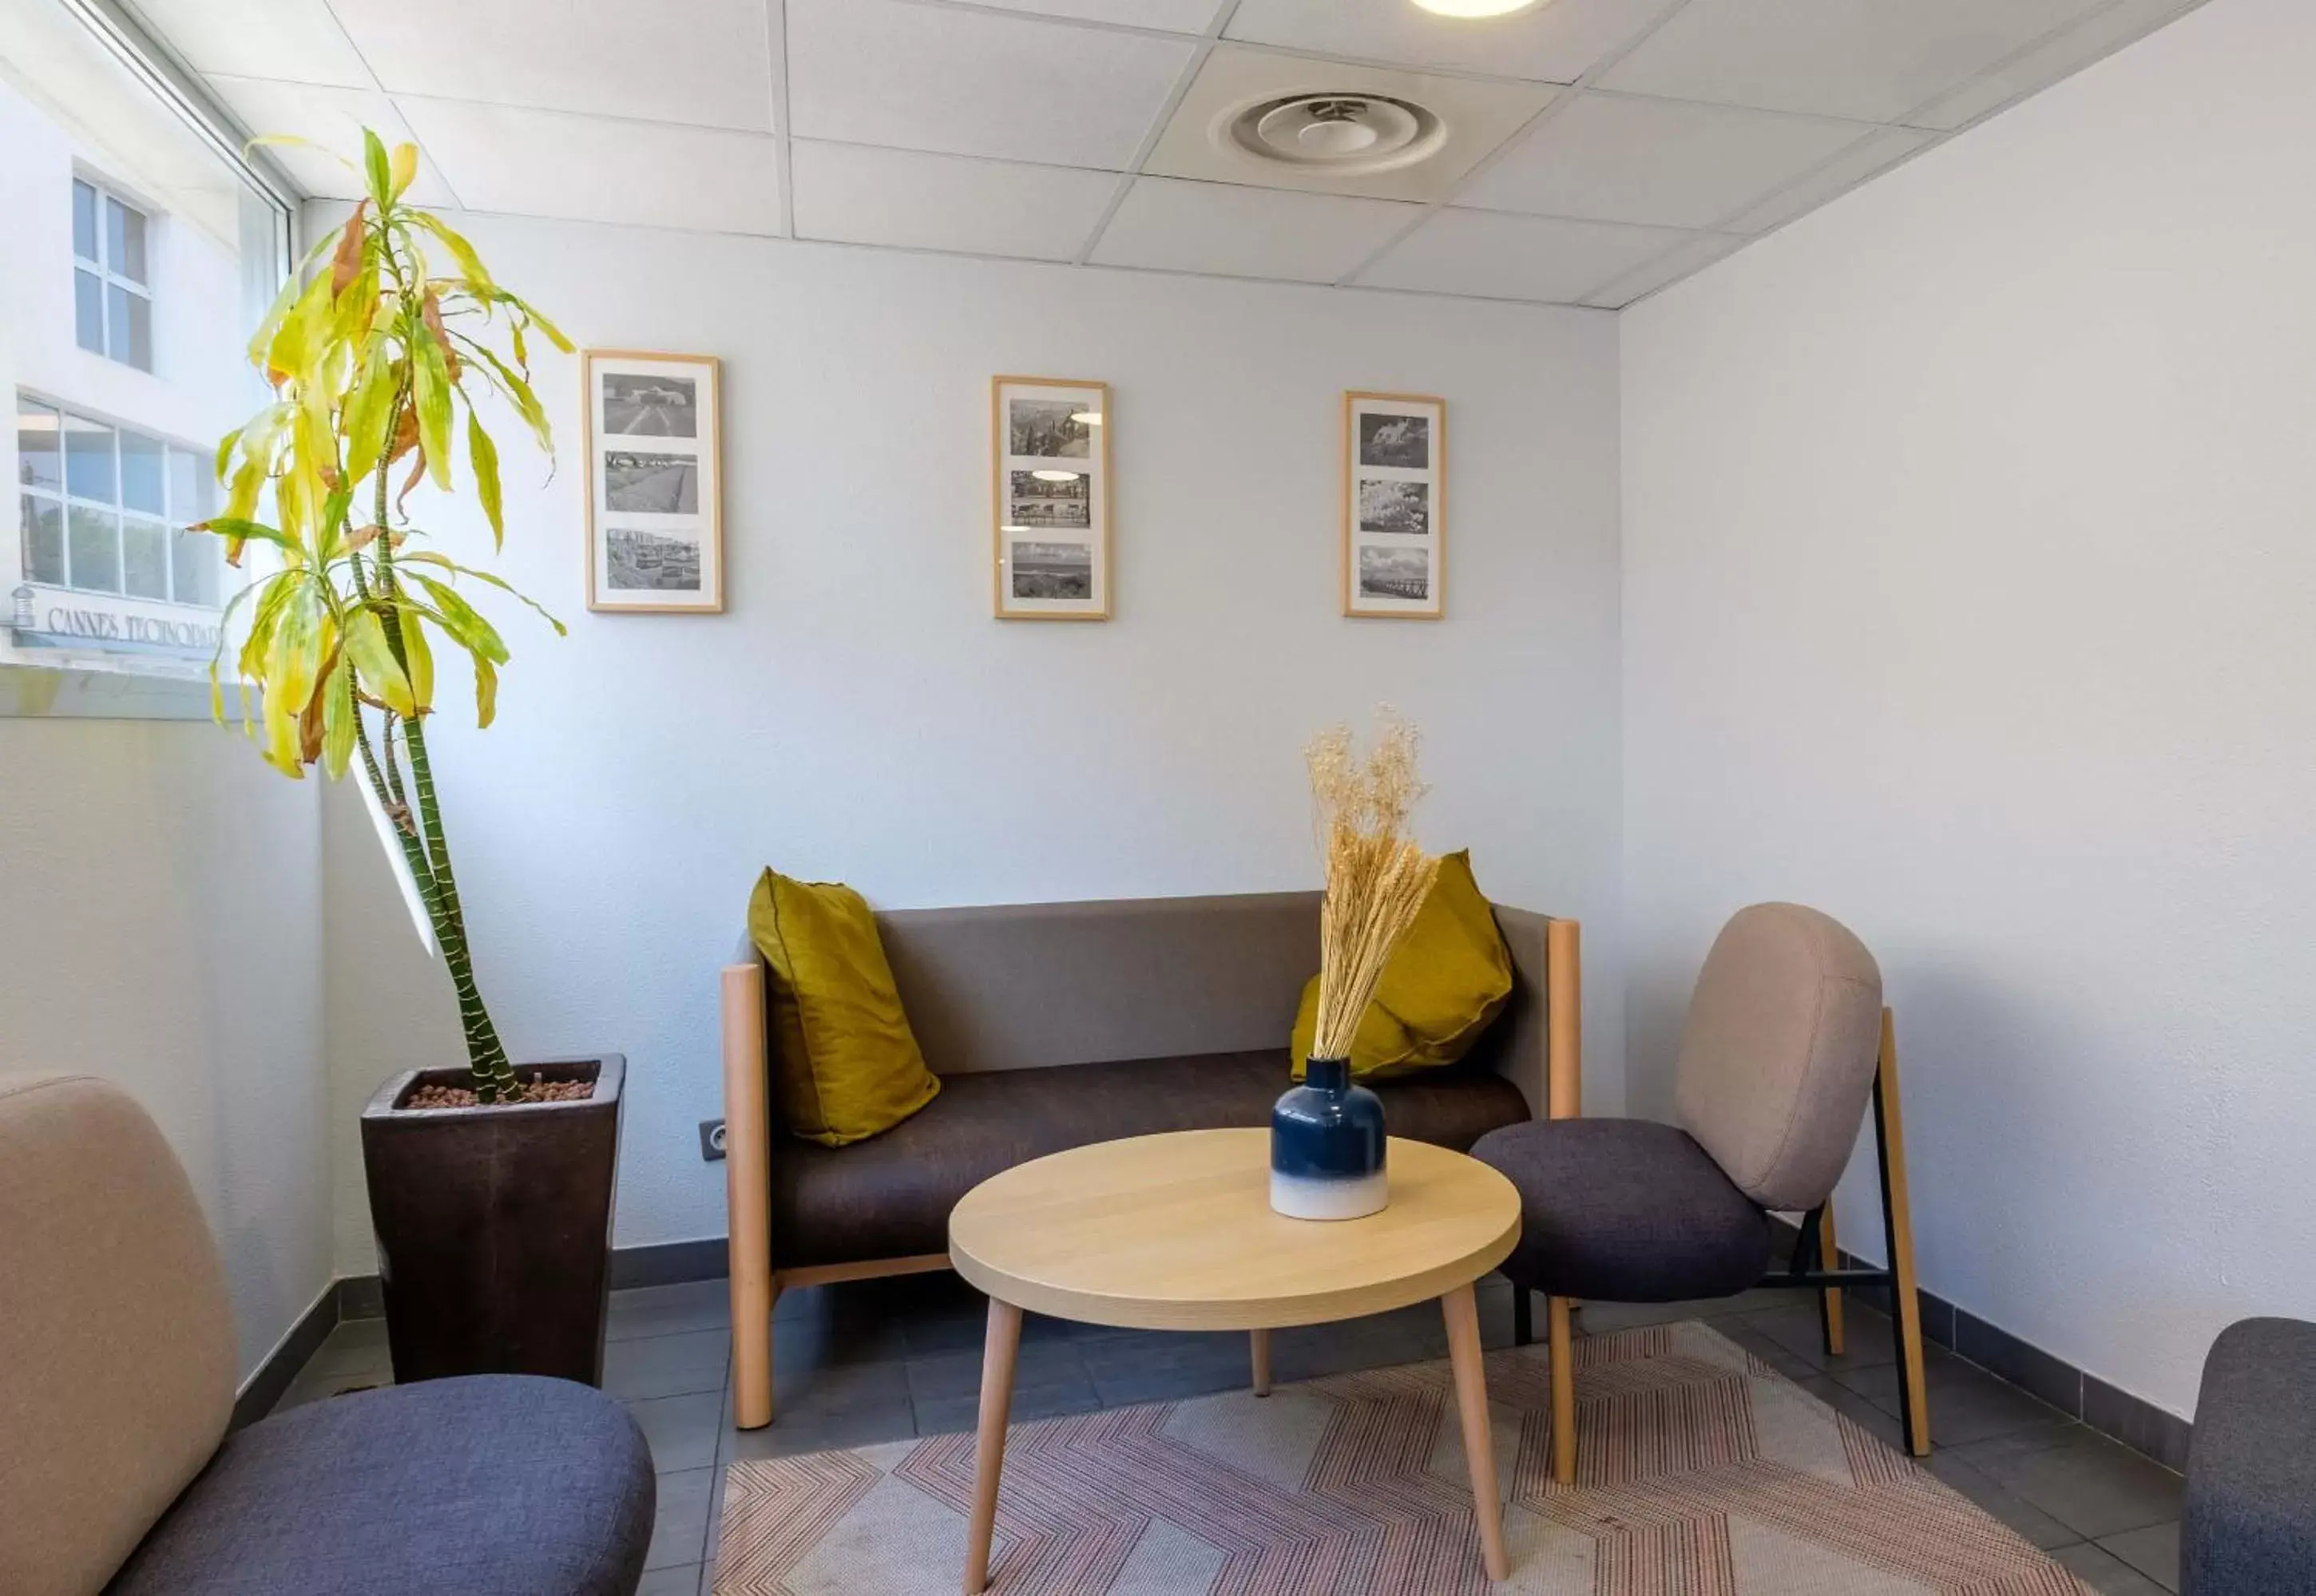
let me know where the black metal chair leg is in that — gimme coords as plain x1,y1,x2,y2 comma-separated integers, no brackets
1513,1286,1533,1347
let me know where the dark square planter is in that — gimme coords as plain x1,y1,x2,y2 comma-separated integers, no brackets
359,1054,624,1387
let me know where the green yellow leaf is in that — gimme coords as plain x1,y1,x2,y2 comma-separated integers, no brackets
363,129,393,209
408,575,508,663
399,554,564,636
389,141,419,201
410,211,493,291
343,607,416,718
461,343,553,455
320,661,358,778
473,654,498,728
466,406,504,548
268,583,326,715
398,604,434,713
410,317,455,491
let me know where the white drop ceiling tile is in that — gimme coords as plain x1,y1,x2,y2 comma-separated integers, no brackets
791,140,1117,260
962,0,1224,32
1720,124,1933,233
1460,92,1874,230
1580,229,1744,307
1906,0,2203,131
1225,0,1668,84
1599,0,2110,124
129,0,372,89
397,97,779,234
330,0,774,131
204,77,457,205
786,0,1195,169
1145,46,1556,203
1357,206,1691,303
1089,176,1418,283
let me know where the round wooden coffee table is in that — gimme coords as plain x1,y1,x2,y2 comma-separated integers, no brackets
947,1127,1522,1592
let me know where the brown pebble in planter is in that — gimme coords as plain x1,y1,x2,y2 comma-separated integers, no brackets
403,1078,597,1111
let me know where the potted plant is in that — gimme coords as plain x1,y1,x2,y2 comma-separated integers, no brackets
199,130,621,1385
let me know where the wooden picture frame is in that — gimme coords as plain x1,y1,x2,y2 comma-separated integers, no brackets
583,350,724,613
1342,390,1444,620
992,376,1110,620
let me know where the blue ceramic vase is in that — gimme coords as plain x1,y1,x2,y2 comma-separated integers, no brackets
1270,1058,1387,1220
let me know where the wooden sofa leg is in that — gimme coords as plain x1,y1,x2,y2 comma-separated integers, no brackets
1819,1204,1846,1357
1874,1007,1932,1456
724,961,775,1428
1548,1294,1576,1485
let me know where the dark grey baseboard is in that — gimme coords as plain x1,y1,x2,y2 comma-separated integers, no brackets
230,1287,338,1432
1766,1215,2191,1471
335,1236,732,1321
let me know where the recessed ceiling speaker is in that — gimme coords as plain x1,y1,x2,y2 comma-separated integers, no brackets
1221,93,1447,176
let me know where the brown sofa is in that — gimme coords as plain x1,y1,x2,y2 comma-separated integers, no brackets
719,889,1582,1428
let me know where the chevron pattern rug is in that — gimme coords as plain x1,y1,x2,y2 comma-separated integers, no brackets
714,1321,2088,1594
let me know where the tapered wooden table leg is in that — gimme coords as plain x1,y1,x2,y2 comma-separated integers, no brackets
1547,1295,1576,1486
1442,1282,1510,1582
1250,1328,1271,1397
964,1298,1022,1594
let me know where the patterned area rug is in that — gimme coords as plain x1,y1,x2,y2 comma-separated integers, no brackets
715,1321,2088,1594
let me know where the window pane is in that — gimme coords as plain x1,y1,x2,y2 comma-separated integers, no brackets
171,526,218,608
120,430,165,513
62,414,115,502
106,196,148,284
72,179,97,260
123,516,169,599
18,401,61,491
166,446,213,523
109,285,153,370
74,268,104,354
22,496,65,585
68,505,121,592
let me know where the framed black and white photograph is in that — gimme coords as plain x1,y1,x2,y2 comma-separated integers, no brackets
584,350,723,613
993,376,1109,620
1342,391,1444,620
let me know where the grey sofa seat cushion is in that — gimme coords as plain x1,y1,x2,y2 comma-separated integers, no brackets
2184,1317,2316,1596
108,1376,655,1596
774,1048,1530,1268
1469,1118,1773,1304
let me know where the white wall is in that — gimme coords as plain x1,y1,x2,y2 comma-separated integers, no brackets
1620,0,2316,1419
0,77,331,1380
324,216,1626,1269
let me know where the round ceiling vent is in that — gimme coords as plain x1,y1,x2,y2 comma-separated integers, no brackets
1221,93,1446,176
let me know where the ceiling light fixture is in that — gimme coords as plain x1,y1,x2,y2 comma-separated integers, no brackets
1410,0,1545,17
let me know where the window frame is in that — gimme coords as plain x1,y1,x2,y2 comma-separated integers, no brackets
16,391,221,612
71,175,156,373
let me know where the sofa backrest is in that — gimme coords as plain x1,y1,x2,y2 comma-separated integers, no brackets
876,891,1323,1075
0,1072,237,1595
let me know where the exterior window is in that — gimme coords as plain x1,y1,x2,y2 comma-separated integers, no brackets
72,177,153,372
16,395,219,612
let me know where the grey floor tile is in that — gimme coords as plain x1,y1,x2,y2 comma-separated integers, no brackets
605,1329,731,1402
775,1354,912,1410
1736,1300,1899,1374
1794,1375,1904,1448
2053,1541,2173,1595
720,1393,918,1462
702,1464,729,1578
1955,1425,2184,1541
609,1281,732,1343
2097,1523,2180,1592
647,1467,715,1572
635,1565,701,1596
770,1307,911,1369
905,1340,1091,1403
270,1364,392,1416
625,1390,728,1474
1833,1346,2073,1446
1924,1449,2080,1550
1715,1320,1823,1383
914,1380,1104,1436
1270,1319,1434,1383
1082,1333,1257,1407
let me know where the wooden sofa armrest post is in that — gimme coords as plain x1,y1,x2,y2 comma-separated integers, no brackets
723,960,775,1428
1546,919,1581,1121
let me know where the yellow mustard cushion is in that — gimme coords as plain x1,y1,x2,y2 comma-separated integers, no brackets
747,869,940,1147
1291,849,1514,1080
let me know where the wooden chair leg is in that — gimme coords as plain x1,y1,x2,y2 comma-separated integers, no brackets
1547,1294,1576,1485
1874,1007,1932,1456
723,962,775,1428
1818,1205,1846,1357
1250,1329,1271,1397
1512,1285,1533,1347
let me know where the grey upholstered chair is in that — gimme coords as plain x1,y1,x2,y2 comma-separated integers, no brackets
2183,1317,2316,1594
1471,903,1932,1483
0,1072,656,1596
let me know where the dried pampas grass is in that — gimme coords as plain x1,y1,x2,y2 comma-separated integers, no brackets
1307,708,1440,1061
